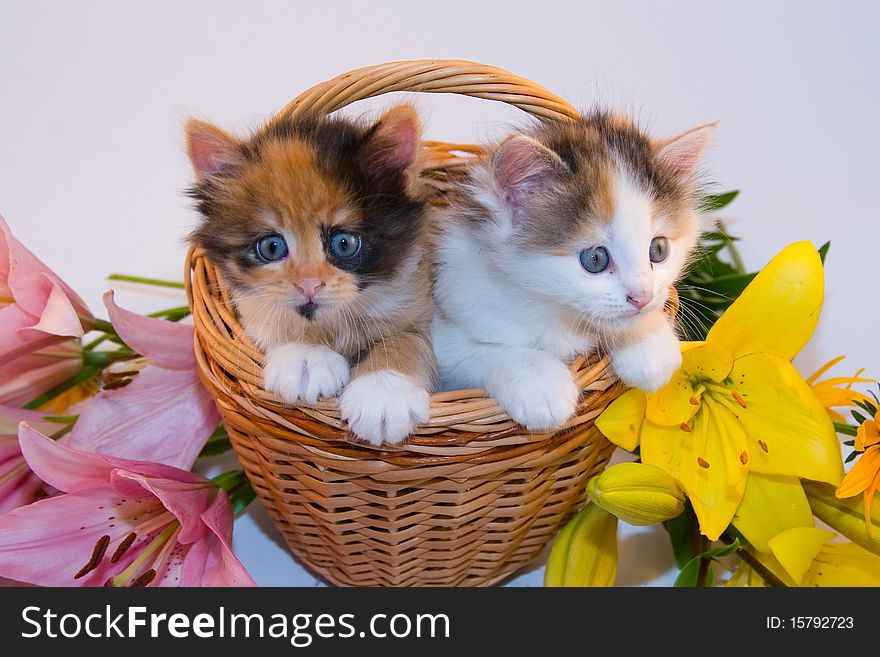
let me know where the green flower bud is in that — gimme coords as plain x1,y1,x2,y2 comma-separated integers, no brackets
545,503,618,587
587,462,685,526
804,480,880,556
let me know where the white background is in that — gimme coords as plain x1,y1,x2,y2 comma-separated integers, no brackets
1,0,877,586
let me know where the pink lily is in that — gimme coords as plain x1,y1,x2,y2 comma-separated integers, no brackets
0,341,82,407
65,291,220,470
0,423,254,587
0,407,62,515
0,215,93,368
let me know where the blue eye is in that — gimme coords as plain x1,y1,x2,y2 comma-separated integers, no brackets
579,246,610,273
329,232,361,258
649,236,670,263
255,235,288,262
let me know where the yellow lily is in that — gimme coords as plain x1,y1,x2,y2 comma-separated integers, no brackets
805,356,874,423
835,410,880,538
727,527,880,587
597,242,843,542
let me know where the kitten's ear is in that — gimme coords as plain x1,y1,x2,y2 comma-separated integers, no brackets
185,119,244,180
493,134,568,221
655,122,716,178
361,104,422,178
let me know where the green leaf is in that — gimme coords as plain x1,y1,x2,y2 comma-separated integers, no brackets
818,241,830,264
674,538,741,587
851,410,868,425
198,424,233,458
700,190,740,213
664,501,697,569
845,451,860,464
834,422,859,437
855,398,878,415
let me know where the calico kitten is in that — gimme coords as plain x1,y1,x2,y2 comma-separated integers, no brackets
432,111,714,430
186,104,437,445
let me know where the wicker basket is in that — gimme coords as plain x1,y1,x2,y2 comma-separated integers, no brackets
186,60,622,587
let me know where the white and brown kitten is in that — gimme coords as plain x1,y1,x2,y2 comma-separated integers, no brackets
432,112,715,430
186,104,437,445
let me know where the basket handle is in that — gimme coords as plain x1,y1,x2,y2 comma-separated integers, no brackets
269,59,581,125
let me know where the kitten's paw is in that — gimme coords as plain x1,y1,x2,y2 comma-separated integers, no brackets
263,343,350,405
487,353,579,431
339,370,431,446
611,328,682,392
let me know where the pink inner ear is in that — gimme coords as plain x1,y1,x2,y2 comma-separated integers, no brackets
494,136,563,215
371,117,418,173
657,124,715,178
187,125,240,180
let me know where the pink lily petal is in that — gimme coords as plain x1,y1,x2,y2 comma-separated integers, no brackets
184,494,255,587
0,344,82,407
0,304,66,368
19,279,86,338
1,216,90,323
0,405,62,435
0,489,160,586
110,470,213,543
104,290,194,369
66,365,219,470
0,468,42,515
19,423,196,494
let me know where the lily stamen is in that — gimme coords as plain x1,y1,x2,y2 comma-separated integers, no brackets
74,535,110,579
130,569,157,587
731,390,747,408
109,522,179,588
111,532,138,564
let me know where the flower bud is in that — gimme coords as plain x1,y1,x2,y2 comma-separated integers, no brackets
544,503,618,587
587,462,685,526
804,480,880,556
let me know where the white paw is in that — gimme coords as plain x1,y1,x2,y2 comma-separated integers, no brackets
486,352,579,431
339,370,431,446
611,327,682,392
263,343,350,405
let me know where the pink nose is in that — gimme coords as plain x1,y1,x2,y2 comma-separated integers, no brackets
626,290,653,310
295,278,324,301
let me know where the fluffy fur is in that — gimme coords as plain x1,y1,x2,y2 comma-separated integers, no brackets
432,111,715,430
186,105,437,445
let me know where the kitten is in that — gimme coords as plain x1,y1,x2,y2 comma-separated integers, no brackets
432,111,714,431
185,104,437,446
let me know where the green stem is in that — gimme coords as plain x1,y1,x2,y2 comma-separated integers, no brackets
721,533,787,587
211,470,256,516
90,318,117,336
108,274,186,289
81,348,135,368
23,365,101,410
696,535,712,587
148,305,192,321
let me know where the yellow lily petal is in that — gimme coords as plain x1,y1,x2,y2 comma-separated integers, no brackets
596,388,646,451
732,473,814,553
806,542,880,586
730,353,843,484
767,527,835,585
645,370,699,426
724,562,768,587
641,400,748,540
855,418,880,451
836,446,880,498
708,241,823,360
681,341,734,383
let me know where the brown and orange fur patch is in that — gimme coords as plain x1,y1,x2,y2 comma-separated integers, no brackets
186,106,437,387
